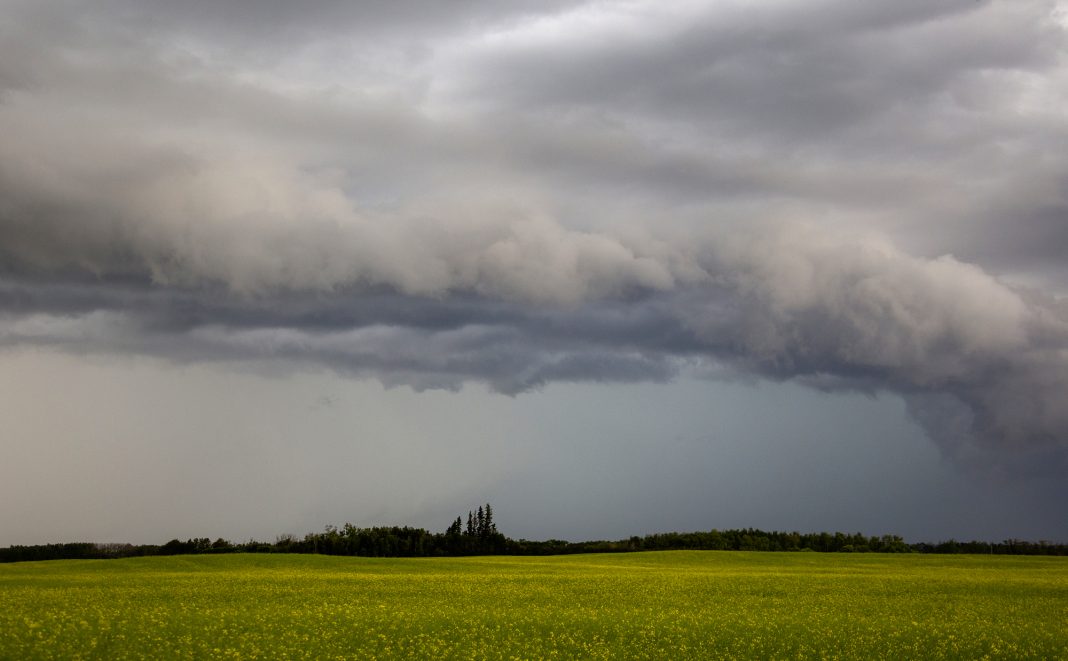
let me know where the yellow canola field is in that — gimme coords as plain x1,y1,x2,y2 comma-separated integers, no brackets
2,551,1066,659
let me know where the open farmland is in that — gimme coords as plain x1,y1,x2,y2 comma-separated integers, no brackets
2,551,1066,659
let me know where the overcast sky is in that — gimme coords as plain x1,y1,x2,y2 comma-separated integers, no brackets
2,0,1067,546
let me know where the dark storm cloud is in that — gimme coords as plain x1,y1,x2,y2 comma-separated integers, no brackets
1,0,1067,472
438,0,1068,264
4,226,1066,474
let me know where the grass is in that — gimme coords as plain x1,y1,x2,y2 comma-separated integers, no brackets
1,551,1066,659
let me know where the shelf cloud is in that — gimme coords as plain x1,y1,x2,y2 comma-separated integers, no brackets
2,0,1067,474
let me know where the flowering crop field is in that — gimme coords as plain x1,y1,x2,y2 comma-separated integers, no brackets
2,551,1066,659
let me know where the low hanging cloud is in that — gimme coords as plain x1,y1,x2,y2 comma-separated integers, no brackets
3,195,1065,474
1,0,1067,474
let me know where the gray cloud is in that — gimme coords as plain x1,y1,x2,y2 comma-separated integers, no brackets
1,0,1067,475
3,221,1065,473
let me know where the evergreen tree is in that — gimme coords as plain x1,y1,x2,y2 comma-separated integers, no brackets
484,503,496,534
477,506,486,538
446,517,462,536
466,511,475,537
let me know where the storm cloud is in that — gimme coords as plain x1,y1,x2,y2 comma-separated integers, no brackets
2,0,1067,474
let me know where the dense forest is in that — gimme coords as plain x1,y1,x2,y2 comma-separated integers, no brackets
3,503,1066,563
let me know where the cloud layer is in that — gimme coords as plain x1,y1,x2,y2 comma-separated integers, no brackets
2,0,1067,473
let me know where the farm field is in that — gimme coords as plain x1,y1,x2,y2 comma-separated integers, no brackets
2,551,1066,659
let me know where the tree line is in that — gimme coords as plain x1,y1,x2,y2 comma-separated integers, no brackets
3,505,1066,563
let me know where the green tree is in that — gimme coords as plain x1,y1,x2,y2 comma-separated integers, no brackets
446,517,462,536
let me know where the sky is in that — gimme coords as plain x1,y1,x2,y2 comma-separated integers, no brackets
1,0,1067,546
